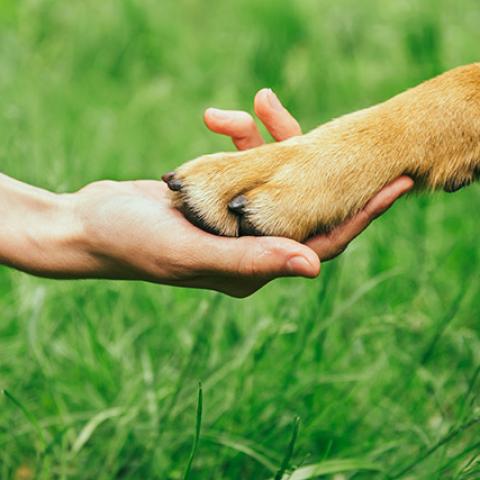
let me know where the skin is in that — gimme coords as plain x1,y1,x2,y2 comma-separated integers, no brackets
0,89,413,298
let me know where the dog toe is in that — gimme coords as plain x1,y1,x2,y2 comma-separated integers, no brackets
228,195,248,214
162,172,183,191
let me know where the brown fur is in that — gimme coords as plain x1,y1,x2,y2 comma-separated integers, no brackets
168,64,480,241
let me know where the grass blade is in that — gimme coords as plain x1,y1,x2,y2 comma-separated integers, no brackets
274,416,300,480
183,382,203,480
2,389,47,451
391,415,480,479
269,458,383,480
71,407,123,455
204,432,278,473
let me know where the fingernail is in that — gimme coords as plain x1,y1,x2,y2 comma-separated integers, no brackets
206,107,226,118
286,256,315,277
266,89,283,111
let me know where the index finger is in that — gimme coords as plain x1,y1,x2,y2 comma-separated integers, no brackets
204,108,264,150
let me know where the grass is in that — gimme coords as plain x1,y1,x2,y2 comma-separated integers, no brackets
0,0,479,478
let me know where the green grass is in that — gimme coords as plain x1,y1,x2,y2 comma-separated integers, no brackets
0,0,479,478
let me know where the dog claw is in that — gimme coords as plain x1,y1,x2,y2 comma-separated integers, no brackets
162,172,183,191
228,195,247,214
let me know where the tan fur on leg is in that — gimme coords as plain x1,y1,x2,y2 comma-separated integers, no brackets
165,64,480,241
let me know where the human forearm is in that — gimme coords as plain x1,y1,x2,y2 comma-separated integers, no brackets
0,173,87,277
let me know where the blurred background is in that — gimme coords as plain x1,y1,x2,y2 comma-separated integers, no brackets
0,0,479,478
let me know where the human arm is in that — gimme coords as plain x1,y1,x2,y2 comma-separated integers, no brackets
0,90,413,297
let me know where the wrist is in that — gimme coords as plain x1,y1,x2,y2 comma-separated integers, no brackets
0,174,89,277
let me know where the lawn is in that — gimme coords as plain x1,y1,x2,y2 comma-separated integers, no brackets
0,0,479,478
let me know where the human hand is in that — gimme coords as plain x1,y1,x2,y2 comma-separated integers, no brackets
68,90,412,296
202,89,414,263
2,90,412,297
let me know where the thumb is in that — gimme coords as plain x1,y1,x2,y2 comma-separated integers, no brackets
201,236,321,279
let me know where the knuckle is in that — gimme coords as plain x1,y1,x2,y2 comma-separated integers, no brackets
236,242,267,277
237,251,257,276
241,121,258,139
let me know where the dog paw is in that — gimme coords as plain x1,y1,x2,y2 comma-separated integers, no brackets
165,64,480,242
163,133,380,242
